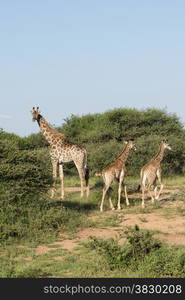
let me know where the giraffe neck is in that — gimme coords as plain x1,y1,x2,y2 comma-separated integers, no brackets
117,144,130,165
37,114,63,145
153,144,165,164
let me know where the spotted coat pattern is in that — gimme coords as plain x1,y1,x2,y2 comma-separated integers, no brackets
140,141,171,208
100,141,136,212
31,107,89,198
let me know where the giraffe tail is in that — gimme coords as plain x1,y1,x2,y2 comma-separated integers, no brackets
137,184,141,192
84,150,89,187
85,168,89,187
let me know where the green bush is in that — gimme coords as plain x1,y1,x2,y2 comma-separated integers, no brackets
60,108,185,176
0,130,52,197
0,192,89,243
2,107,185,179
0,129,91,244
86,226,185,277
138,247,185,277
124,225,162,260
62,108,183,143
18,133,49,150
87,236,129,270
1,107,185,246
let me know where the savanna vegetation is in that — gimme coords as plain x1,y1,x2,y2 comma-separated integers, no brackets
61,108,185,175
0,108,185,278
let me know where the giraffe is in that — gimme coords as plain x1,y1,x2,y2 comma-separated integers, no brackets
99,140,137,212
31,107,89,199
140,140,171,208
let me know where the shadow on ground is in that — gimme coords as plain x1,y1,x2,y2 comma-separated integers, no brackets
44,199,97,212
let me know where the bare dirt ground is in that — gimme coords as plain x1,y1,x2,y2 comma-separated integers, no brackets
35,189,185,255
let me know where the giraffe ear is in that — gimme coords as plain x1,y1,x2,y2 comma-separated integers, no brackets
124,141,128,144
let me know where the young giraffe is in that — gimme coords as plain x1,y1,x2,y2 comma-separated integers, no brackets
99,140,137,212
31,107,89,199
140,140,171,208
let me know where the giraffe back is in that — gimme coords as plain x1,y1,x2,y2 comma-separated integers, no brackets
50,138,87,164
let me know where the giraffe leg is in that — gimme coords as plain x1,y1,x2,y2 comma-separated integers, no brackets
155,169,163,200
59,164,64,199
109,196,115,210
148,186,155,203
85,168,90,197
154,186,158,199
74,162,85,198
86,186,90,197
79,172,84,198
100,185,109,212
51,160,58,198
141,185,146,208
117,172,124,210
107,186,115,210
156,183,164,200
141,173,148,208
124,184,129,206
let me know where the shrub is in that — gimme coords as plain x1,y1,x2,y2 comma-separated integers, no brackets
60,108,185,175
87,236,130,270
0,129,91,244
124,225,162,260
0,130,52,197
0,192,89,243
61,108,184,144
86,226,185,277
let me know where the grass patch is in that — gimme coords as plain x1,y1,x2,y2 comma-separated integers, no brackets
176,207,185,216
85,226,185,277
165,176,185,188
1,175,185,278
92,213,121,228
0,191,94,246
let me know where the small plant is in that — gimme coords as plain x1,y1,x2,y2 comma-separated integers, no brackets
178,253,185,268
139,217,148,223
86,226,162,270
86,236,132,269
124,225,162,260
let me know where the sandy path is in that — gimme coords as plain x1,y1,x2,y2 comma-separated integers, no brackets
35,196,185,255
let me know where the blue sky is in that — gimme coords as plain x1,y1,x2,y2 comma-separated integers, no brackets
0,0,185,136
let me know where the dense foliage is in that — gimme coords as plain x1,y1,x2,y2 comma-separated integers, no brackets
60,108,185,175
1,108,185,193
0,108,185,279
0,130,51,197
87,226,185,277
0,108,185,243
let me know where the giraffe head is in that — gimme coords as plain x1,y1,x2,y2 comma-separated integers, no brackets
31,107,41,122
161,140,172,150
124,140,137,151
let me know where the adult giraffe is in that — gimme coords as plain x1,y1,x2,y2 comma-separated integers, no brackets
31,107,89,199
